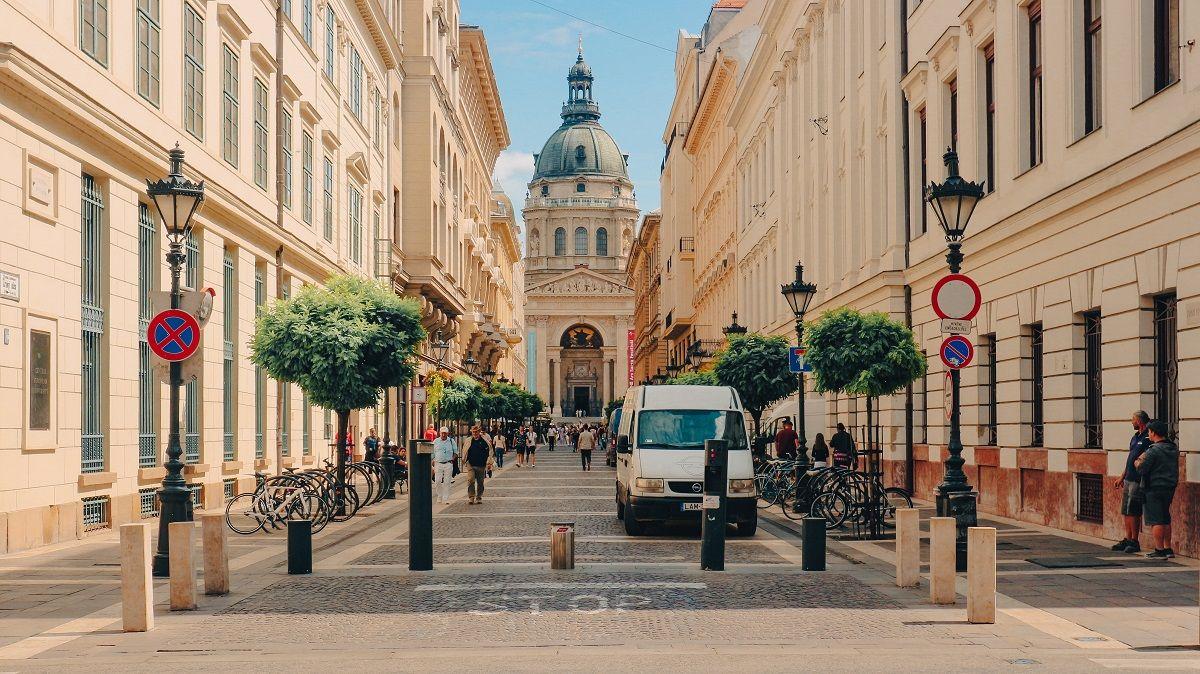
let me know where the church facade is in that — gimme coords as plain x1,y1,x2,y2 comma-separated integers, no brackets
523,47,638,419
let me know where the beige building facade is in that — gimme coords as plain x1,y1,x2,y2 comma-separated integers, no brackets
652,0,1200,554
0,0,513,551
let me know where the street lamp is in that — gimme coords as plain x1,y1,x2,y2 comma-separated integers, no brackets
146,144,205,577
463,355,479,377
925,147,985,567
665,357,683,379
497,374,510,385
780,263,817,466
722,312,747,338
430,331,451,368
651,368,667,385
481,368,496,386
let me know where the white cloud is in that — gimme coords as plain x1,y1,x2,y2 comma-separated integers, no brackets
493,149,536,243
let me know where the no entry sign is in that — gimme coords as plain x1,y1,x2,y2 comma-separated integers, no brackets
939,335,974,370
932,274,981,321
147,309,201,362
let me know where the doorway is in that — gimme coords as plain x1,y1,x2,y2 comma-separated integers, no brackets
574,386,589,415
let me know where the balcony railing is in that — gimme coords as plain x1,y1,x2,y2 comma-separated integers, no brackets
525,196,637,209
679,237,695,253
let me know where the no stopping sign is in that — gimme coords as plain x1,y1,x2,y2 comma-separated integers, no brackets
147,309,201,362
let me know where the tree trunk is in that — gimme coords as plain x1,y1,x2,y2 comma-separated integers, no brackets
336,409,350,515
751,411,761,440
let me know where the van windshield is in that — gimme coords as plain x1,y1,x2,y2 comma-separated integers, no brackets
635,410,748,450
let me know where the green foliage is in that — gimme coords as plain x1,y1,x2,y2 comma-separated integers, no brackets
425,372,446,413
805,307,926,398
250,274,425,412
713,333,795,433
666,370,718,386
604,397,625,419
436,375,481,422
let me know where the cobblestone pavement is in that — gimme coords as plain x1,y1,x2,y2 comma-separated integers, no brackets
1,448,1199,672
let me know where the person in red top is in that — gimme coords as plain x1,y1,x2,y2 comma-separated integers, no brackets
423,424,437,441
774,419,798,460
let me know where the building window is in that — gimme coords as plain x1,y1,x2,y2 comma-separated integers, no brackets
324,6,336,81
139,488,159,518
138,204,158,468
135,0,160,105
184,378,200,463
183,3,204,140
302,393,312,456
281,384,291,456
1082,311,1103,448
349,45,363,119
917,106,927,237
253,79,268,189
301,0,313,46
223,478,236,501
1153,0,1180,92
221,45,239,167
551,227,564,256
349,184,363,265
576,182,586,193
184,230,200,290
223,248,236,462
541,184,549,197
574,226,588,255
323,157,334,242
79,0,109,66
373,88,382,149
1028,1,1044,168
1154,293,1178,438
188,484,203,509
80,174,106,474
1030,323,1044,447
1083,0,1102,133
254,264,266,459
281,109,293,208
983,333,998,446
596,227,608,256
282,0,291,17
947,77,958,151
915,351,928,443
983,42,996,193
82,496,111,532
301,132,314,225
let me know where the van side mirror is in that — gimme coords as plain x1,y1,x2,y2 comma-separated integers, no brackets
616,435,630,454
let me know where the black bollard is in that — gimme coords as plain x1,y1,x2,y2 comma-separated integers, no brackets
801,517,826,571
700,439,728,571
287,519,313,575
382,453,397,499
408,438,433,571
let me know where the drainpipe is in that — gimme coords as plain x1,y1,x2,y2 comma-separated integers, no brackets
899,0,915,495
273,4,286,475
275,245,284,474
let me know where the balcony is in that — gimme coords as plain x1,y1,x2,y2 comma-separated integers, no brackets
524,196,637,210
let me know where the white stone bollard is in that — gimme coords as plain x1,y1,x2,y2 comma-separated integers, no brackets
895,508,920,588
120,523,154,632
201,513,229,596
929,516,957,605
169,521,197,611
967,527,997,624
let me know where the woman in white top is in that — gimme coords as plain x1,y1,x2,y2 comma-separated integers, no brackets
525,428,538,468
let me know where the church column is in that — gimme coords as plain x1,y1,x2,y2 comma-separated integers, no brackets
605,359,614,407
549,359,556,414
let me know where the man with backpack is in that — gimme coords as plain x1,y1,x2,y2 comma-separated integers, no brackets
1135,420,1179,559
830,423,857,469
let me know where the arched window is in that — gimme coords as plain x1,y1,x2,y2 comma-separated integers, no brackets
554,227,566,256
575,145,586,163
596,227,608,256
540,184,549,197
574,226,588,255
576,182,586,193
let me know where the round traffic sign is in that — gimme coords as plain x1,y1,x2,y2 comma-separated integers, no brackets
940,335,974,370
147,309,201,362
932,274,982,321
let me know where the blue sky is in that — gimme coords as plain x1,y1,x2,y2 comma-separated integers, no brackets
460,0,715,230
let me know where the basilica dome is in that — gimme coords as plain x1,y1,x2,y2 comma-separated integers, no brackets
531,48,629,181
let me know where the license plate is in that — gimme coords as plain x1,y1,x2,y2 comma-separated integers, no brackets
681,502,702,511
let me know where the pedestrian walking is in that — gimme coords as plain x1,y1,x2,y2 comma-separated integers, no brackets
577,424,596,471
526,426,538,468
423,424,438,441
432,427,457,504
1112,410,1152,553
513,425,527,467
493,430,506,468
830,423,857,469
465,426,492,504
547,425,558,452
774,419,798,460
810,433,829,468
1135,420,1179,559
570,426,580,453
364,427,381,462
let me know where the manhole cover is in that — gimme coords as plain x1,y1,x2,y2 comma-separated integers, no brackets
1075,636,1109,642
1007,659,1040,665
1025,556,1120,569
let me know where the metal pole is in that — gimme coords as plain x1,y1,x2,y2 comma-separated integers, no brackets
936,241,976,570
700,439,728,571
408,439,433,571
153,241,192,577
795,318,809,466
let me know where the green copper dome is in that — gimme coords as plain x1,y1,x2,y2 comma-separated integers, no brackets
531,47,629,181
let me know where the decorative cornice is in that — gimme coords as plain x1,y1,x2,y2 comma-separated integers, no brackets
217,3,251,43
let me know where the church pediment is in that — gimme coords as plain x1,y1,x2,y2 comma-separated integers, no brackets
527,268,632,296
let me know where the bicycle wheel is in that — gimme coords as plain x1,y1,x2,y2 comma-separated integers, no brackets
225,493,265,534
880,487,913,528
756,474,782,509
810,491,850,530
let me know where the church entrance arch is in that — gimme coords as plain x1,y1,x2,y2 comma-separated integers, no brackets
559,324,604,417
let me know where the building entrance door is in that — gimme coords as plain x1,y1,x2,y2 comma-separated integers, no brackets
573,386,590,415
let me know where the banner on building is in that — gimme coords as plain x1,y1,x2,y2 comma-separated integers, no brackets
627,329,635,386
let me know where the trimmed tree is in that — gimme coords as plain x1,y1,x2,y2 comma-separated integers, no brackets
436,375,481,437
251,274,424,501
713,333,795,438
604,396,625,419
666,370,718,386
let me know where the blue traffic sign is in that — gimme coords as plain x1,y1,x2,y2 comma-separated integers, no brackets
939,335,974,370
147,309,201,362
789,347,812,374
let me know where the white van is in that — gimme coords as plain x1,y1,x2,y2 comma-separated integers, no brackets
614,385,757,536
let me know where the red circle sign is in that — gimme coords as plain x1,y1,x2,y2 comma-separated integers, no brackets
147,309,201,362
932,274,982,321
940,335,974,370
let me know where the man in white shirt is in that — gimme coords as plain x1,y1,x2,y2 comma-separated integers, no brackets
432,427,457,504
525,427,538,468
547,425,558,452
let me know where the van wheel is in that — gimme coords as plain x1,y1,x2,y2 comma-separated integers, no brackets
623,509,644,536
734,519,758,537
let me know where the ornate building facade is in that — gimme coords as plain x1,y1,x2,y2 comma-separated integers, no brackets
523,47,637,418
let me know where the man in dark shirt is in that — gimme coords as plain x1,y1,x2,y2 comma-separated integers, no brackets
1112,411,1151,553
830,423,857,469
465,426,492,504
1135,420,1179,559
774,419,798,460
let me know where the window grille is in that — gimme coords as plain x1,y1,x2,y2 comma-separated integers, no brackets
1028,1,1044,167
253,79,268,189
81,174,106,474
349,184,363,265
323,157,334,241
138,488,159,518
185,378,200,463
1076,473,1103,523
223,249,236,462
574,226,588,255
82,496,110,531
135,0,160,105
1083,0,1102,132
1154,294,1178,438
223,478,236,501
302,132,314,225
1031,324,1044,447
1083,312,1102,448
302,394,311,456
183,3,204,139
983,42,995,193
983,334,998,446
184,230,199,290
188,484,203,509
221,44,239,166
281,109,293,208
255,264,266,459
79,0,109,66
138,204,158,468
281,384,291,457
915,351,928,444
554,227,566,256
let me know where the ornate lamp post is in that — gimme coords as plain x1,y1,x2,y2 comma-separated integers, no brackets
665,357,683,380
722,312,747,338
463,355,479,377
651,368,667,385
925,148,985,566
431,331,451,369
780,264,817,466
497,374,510,385
481,368,496,386
146,144,205,577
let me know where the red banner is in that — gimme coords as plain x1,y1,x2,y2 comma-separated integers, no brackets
627,329,635,386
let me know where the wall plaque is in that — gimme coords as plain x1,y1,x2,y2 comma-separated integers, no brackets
29,330,51,430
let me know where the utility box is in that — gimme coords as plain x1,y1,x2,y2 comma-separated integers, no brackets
550,521,575,570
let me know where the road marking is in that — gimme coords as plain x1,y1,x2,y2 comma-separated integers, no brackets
1000,608,1130,650
0,608,120,660
1090,659,1200,670
316,543,382,570
415,582,707,591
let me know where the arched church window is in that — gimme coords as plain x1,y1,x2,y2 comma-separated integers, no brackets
574,226,588,255
576,182,586,193
596,227,608,256
575,145,586,163
554,227,566,255
541,184,549,197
